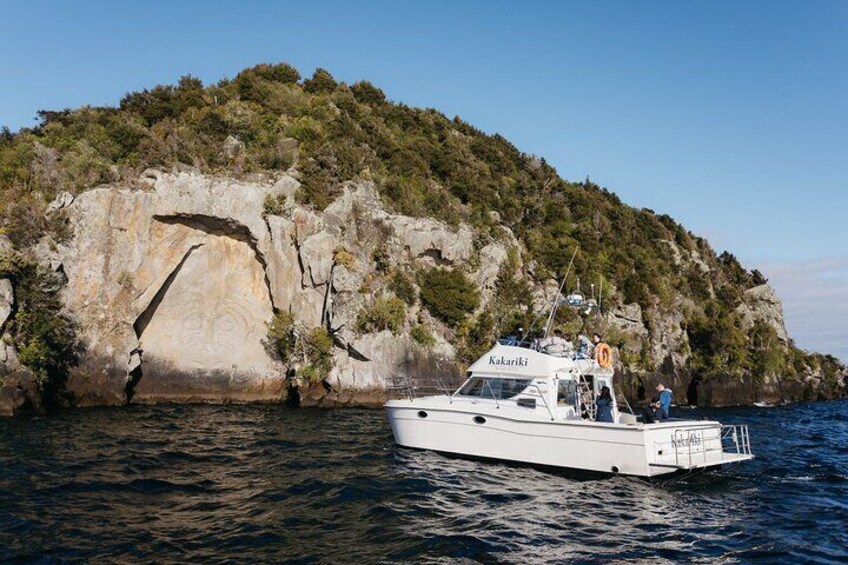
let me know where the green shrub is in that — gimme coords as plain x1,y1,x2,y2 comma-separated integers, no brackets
263,193,286,217
456,310,495,363
419,268,479,327
266,311,297,363
356,296,406,334
303,68,338,94
351,81,386,105
266,312,333,383
0,255,81,405
410,324,436,347
388,270,416,305
251,62,301,84
301,327,334,382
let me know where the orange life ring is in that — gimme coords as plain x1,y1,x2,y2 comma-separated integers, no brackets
595,343,612,368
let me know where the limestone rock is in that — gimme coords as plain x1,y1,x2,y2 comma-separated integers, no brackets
131,234,275,402
329,330,457,391
736,284,789,342
0,279,12,332
222,135,245,160
475,243,508,292
0,368,41,416
0,235,13,257
46,191,75,213
265,216,303,311
301,231,335,286
57,171,292,404
390,216,473,265
607,303,647,335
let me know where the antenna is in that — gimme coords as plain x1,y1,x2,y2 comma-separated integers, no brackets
542,247,578,339
598,275,603,312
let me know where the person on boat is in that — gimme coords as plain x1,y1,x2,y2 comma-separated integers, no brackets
656,384,673,419
541,329,573,355
575,334,593,359
595,386,614,423
641,398,665,423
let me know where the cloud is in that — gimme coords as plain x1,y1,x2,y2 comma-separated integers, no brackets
758,256,848,362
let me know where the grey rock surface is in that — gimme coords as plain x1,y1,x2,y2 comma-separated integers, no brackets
0,279,12,332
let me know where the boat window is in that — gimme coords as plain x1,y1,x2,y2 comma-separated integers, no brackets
558,380,579,406
458,377,530,399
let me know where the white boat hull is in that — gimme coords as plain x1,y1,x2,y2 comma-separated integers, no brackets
386,399,752,478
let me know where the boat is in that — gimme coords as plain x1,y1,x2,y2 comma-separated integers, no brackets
385,342,754,477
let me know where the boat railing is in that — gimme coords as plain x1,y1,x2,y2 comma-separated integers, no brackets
653,424,752,468
720,424,752,457
386,375,463,402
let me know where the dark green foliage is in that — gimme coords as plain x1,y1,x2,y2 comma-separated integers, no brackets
410,324,436,347
419,268,479,327
748,321,785,383
355,296,406,334
265,311,333,383
250,63,301,84
492,249,533,336
388,270,416,305
687,302,748,374
299,327,334,383
303,68,338,94
457,310,496,364
266,311,297,363
0,254,81,406
351,81,386,105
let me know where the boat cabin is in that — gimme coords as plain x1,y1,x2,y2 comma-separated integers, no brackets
455,344,624,423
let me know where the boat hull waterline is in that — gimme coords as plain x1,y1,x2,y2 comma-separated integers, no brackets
386,400,753,478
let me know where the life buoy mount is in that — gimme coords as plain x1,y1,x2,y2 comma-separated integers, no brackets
595,343,613,368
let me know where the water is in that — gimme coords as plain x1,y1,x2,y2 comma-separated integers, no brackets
1,401,846,564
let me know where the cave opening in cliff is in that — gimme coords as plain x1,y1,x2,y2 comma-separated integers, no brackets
687,376,701,406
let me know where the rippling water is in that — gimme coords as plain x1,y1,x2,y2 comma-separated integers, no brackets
1,400,846,564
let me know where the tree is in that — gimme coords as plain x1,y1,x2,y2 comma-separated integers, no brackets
303,68,338,93
419,268,480,327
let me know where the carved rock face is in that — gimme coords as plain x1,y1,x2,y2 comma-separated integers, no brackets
132,234,274,400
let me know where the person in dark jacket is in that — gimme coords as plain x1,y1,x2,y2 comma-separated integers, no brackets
641,397,664,423
595,386,614,423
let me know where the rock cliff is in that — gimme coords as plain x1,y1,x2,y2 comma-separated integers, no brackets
0,64,844,414
47,170,488,407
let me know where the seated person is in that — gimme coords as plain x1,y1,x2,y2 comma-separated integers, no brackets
541,329,574,357
640,397,665,424
575,333,594,359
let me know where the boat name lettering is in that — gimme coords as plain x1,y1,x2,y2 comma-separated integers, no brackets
488,355,528,367
671,436,702,448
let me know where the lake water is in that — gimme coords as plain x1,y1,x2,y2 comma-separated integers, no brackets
1,400,846,563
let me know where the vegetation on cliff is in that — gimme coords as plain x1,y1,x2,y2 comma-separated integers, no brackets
0,62,843,395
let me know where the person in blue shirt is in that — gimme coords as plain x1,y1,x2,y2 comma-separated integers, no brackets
656,384,673,419
595,386,614,423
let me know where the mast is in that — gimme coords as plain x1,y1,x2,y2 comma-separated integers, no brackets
542,247,578,338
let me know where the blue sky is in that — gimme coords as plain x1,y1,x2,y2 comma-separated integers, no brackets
1,1,846,359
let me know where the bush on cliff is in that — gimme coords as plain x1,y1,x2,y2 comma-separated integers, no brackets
0,254,81,406
419,268,479,328
355,296,406,335
266,312,333,383
267,311,298,364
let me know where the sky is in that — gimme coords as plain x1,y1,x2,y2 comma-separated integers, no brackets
1,0,846,360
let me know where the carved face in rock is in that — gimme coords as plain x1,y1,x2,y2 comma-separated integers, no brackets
138,235,274,375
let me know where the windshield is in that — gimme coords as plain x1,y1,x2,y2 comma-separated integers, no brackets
458,377,531,400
